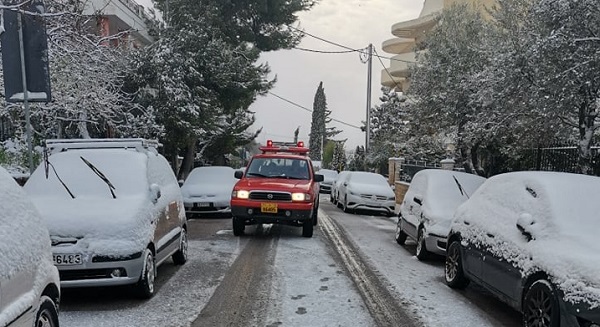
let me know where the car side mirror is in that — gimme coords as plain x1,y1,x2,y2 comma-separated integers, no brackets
314,174,324,182
150,184,161,204
516,213,536,241
178,179,184,187
234,170,244,179
413,195,423,206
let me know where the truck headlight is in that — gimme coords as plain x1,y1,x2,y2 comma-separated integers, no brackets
292,193,311,201
232,190,249,199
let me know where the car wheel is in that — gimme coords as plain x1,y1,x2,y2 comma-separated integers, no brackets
343,197,352,213
35,295,59,327
232,216,245,236
523,280,560,327
445,240,470,289
312,206,319,226
172,228,188,265
302,219,314,238
395,218,407,245
415,227,430,260
135,248,156,299
336,193,342,208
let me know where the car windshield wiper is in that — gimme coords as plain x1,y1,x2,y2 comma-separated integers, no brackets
452,175,470,199
247,172,268,178
44,151,75,199
80,156,116,199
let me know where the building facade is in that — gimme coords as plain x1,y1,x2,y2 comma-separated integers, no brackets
83,0,154,48
381,0,495,92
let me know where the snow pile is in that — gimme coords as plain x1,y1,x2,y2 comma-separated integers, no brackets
452,171,600,307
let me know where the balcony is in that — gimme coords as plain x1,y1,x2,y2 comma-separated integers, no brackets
382,37,415,55
83,0,153,46
381,70,406,89
391,13,438,39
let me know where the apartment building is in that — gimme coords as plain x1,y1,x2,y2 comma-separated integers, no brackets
381,0,494,92
83,0,154,48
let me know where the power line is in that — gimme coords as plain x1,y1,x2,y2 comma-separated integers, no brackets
293,46,356,54
267,91,362,129
373,48,405,91
287,25,416,64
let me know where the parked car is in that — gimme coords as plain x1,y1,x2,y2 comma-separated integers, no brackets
0,166,60,327
338,171,395,216
24,139,188,299
317,168,338,194
331,170,351,205
396,169,485,260
181,166,237,217
445,171,600,327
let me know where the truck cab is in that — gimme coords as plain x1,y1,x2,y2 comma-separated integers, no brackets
230,140,324,237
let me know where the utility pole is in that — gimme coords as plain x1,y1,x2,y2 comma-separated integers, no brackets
365,43,373,155
17,13,33,174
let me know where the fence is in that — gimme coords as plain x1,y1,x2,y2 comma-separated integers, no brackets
399,159,441,182
520,143,600,175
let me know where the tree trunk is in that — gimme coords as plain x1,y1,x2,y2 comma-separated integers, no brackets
577,96,598,175
177,139,196,181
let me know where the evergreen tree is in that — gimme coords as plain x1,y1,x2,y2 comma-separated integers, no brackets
348,146,366,171
331,141,347,172
309,82,326,160
125,0,313,177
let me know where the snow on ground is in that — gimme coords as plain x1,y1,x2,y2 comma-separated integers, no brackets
60,239,241,327
264,230,376,327
320,204,520,327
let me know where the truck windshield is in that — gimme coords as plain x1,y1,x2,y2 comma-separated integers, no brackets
247,158,310,180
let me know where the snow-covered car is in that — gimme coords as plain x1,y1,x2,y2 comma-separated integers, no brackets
0,166,60,327
181,166,238,216
331,170,351,205
445,171,600,327
395,169,485,260
338,171,395,216
317,168,338,194
24,139,188,299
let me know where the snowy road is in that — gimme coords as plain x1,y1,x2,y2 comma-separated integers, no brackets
59,197,522,327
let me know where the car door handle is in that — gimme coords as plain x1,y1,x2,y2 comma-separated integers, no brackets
486,233,494,238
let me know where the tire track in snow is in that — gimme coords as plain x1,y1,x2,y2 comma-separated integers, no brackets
319,209,422,327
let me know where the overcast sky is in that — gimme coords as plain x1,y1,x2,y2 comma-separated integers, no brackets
138,0,425,151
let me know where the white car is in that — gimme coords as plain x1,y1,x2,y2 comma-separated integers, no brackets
331,170,351,205
0,166,60,327
317,169,338,194
338,171,396,216
181,166,238,216
395,169,485,260
24,139,188,299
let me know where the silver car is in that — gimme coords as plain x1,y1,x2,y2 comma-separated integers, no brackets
396,169,485,260
181,166,237,217
24,139,188,299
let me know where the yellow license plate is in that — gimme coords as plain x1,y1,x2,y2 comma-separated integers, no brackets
261,203,278,213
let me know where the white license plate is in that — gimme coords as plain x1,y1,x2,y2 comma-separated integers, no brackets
196,202,210,207
53,254,82,266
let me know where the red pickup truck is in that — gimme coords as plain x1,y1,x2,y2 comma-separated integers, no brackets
230,140,324,237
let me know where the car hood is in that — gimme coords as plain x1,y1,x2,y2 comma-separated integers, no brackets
236,178,312,192
30,195,154,256
181,182,235,197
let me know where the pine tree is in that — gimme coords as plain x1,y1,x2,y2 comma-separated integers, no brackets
309,82,326,160
330,141,347,172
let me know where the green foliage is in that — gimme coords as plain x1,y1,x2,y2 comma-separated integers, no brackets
322,141,335,169
330,141,347,172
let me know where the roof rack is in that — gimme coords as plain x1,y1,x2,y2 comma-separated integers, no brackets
46,138,161,154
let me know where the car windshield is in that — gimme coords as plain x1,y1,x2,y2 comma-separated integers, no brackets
25,149,148,198
350,172,388,186
185,167,235,185
246,158,310,179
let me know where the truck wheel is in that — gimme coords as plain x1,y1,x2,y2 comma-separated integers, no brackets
233,216,245,236
302,220,314,238
312,206,318,226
